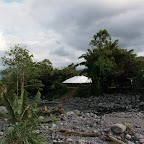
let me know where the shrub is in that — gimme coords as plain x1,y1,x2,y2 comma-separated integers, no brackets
74,84,92,97
1,90,41,124
5,115,47,144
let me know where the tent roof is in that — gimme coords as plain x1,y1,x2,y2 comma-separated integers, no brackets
62,76,92,84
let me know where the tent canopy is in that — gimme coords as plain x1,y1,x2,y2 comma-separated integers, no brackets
62,76,92,84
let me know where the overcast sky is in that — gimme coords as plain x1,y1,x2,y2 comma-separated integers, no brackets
0,0,144,69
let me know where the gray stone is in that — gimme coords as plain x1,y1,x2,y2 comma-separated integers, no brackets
39,116,44,120
111,123,126,134
53,140,57,143
66,111,74,116
126,134,132,140
73,110,81,115
77,139,85,144
139,101,144,106
33,130,40,134
0,132,3,136
135,133,143,139
7,126,14,132
0,106,8,113
117,136,122,140
61,114,67,121
127,141,135,144
49,124,57,130
66,138,73,142
140,139,144,143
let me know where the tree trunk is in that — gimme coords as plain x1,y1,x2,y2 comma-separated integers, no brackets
16,62,18,96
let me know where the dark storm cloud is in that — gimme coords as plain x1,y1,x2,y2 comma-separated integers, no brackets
1,0,144,68
29,0,144,58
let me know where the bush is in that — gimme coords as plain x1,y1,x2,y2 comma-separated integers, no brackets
5,115,47,144
45,82,67,100
73,84,92,97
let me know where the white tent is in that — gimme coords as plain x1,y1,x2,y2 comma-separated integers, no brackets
62,76,92,84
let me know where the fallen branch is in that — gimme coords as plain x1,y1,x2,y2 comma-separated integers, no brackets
104,134,126,144
55,128,100,137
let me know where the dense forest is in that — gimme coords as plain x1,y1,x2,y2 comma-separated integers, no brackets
0,29,144,102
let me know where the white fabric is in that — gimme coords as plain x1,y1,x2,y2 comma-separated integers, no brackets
62,76,92,83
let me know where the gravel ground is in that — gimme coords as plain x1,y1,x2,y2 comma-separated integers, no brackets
1,93,144,144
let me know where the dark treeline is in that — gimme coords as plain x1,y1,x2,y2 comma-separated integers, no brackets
0,29,144,101
0,45,81,101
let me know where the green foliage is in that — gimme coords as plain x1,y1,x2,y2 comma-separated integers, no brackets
1,92,17,123
0,110,8,118
73,84,92,98
79,29,144,95
1,45,44,96
5,116,47,144
0,82,6,105
38,117,60,124
1,45,82,99
0,129,7,144
1,90,41,124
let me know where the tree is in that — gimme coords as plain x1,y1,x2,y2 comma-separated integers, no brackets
79,30,116,94
1,45,44,96
36,59,54,97
60,63,81,81
79,29,144,95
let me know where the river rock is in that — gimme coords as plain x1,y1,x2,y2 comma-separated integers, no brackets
127,141,135,144
140,139,144,143
66,138,73,143
66,111,75,116
0,132,3,136
126,134,132,140
0,106,8,113
139,102,144,106
53,140,57,143
38,116,44,120
111,123,126,134
135,133,143,139
77,139,85,144
7,126,14,133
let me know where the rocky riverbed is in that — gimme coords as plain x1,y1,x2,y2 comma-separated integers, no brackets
38,110,144,144
0,93,144,143
38,93,144,144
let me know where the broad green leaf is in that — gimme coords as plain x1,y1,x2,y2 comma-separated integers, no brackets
13,93,18,113
31,91,41,112
1,92,16,124
19,90,28,113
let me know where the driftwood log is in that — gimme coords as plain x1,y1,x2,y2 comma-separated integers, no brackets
54,128,100,137
104,134,126,144
54,128,127,144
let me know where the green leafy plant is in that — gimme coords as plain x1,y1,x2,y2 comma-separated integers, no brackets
1,90,41,124
5,116,47,144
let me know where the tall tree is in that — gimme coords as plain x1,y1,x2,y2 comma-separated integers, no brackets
79,30,116,94
1,45,43,96
79,29,144,95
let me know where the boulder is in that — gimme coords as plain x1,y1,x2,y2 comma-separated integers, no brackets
0,106,8,113
111,123,126,134
135,133,143,139
139,139,144,143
